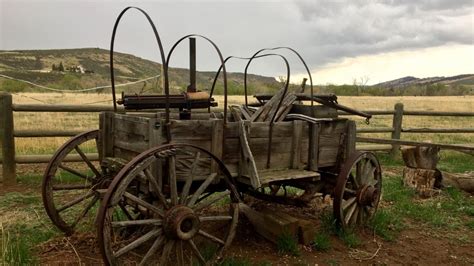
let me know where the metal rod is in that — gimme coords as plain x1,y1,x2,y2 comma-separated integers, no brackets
189,38,196,93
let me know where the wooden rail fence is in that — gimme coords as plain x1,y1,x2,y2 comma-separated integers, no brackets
1,93,473,183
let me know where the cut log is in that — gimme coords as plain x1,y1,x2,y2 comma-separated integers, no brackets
442,171,474,193
239,204,318,245
238,203,298,244
403,167,442,197
401,146,440,170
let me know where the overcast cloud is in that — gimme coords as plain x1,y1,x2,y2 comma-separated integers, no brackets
0,0,472,83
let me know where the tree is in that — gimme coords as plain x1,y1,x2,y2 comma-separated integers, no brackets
59,62,65,72
52,64,57,71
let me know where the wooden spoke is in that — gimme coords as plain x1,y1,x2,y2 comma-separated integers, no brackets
57,190,95,212
344,188,357,195
74,145,101,178
180,152,201,204
52,184,92,190
188,239,206,265
138,235,166,266
123,192,164,217
70,195,99,228
187,173,217,207
176,240,185,266
114,228,162,258
118,202,134,221
349,206,359,226
144,169,169,209
344,200,358,225
112,219,162,227
193,190,230,212
356,161,362,186
159,240,175,265
199,215,233,222
58,164,89,180
349,173,360,189
362,159,372,184
198,230,225,245
342,197,356,210
169,155,178,205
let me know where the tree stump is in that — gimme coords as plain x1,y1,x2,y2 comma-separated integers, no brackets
401,146,442,197
402,167,442,197
401,146,440,169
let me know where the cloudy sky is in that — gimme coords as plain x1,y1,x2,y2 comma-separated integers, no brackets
1,0,473,84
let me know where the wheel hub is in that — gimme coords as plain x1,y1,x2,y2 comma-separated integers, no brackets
357,185,379,207
163,205,200,240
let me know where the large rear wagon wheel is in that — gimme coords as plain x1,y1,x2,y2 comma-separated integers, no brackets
333,151,382,229
97,144,240,265
42,130,108,235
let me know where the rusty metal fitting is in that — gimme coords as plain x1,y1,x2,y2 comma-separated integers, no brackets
163,205,200,240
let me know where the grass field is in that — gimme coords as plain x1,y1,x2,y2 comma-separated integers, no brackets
9,93,474,155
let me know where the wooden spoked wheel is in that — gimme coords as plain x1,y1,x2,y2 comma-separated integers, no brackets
42,130,107,235
97,144,240,265
333,152,382,229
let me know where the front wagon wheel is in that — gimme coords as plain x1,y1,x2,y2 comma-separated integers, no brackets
333,151,382,229
96,144,240,265
42,130,108,235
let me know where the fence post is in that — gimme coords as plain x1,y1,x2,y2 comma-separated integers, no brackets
0,93,16,184
390,103,404,157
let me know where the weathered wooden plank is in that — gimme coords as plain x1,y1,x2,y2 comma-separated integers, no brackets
211,119,224,173
115,140,149,154
238,169,320,186
114,116,150,141
308,123,320,171
290,120,303,169
100,112,114,159
345,120,356,158
238,122,260,188
290,104,338,118
317,147,339,167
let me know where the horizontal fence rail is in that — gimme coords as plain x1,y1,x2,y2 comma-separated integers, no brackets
1,92,473,183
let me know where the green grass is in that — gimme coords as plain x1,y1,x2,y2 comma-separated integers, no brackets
276,231,300,256
0,190,60,264
368,209,403,241
312,232,331,251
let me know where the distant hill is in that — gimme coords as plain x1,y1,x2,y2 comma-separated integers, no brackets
0,48,280,94
373,74,474,88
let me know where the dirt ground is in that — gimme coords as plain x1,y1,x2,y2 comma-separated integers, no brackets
3,164,474,265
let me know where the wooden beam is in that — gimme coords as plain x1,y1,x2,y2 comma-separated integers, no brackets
14,129,94,137
390,103,404,157
0,93,16,184
12,104,117,112
356,137,474,152
0,153,100,164
402,128,474,133
210,119,224,173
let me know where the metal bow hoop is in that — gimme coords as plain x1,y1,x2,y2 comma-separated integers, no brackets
109,6,169,113
167,34,228,124
243,47,314,109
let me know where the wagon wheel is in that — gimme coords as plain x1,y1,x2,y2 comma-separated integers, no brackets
333,151,382,229
97,144,240,265
42,130,108,235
